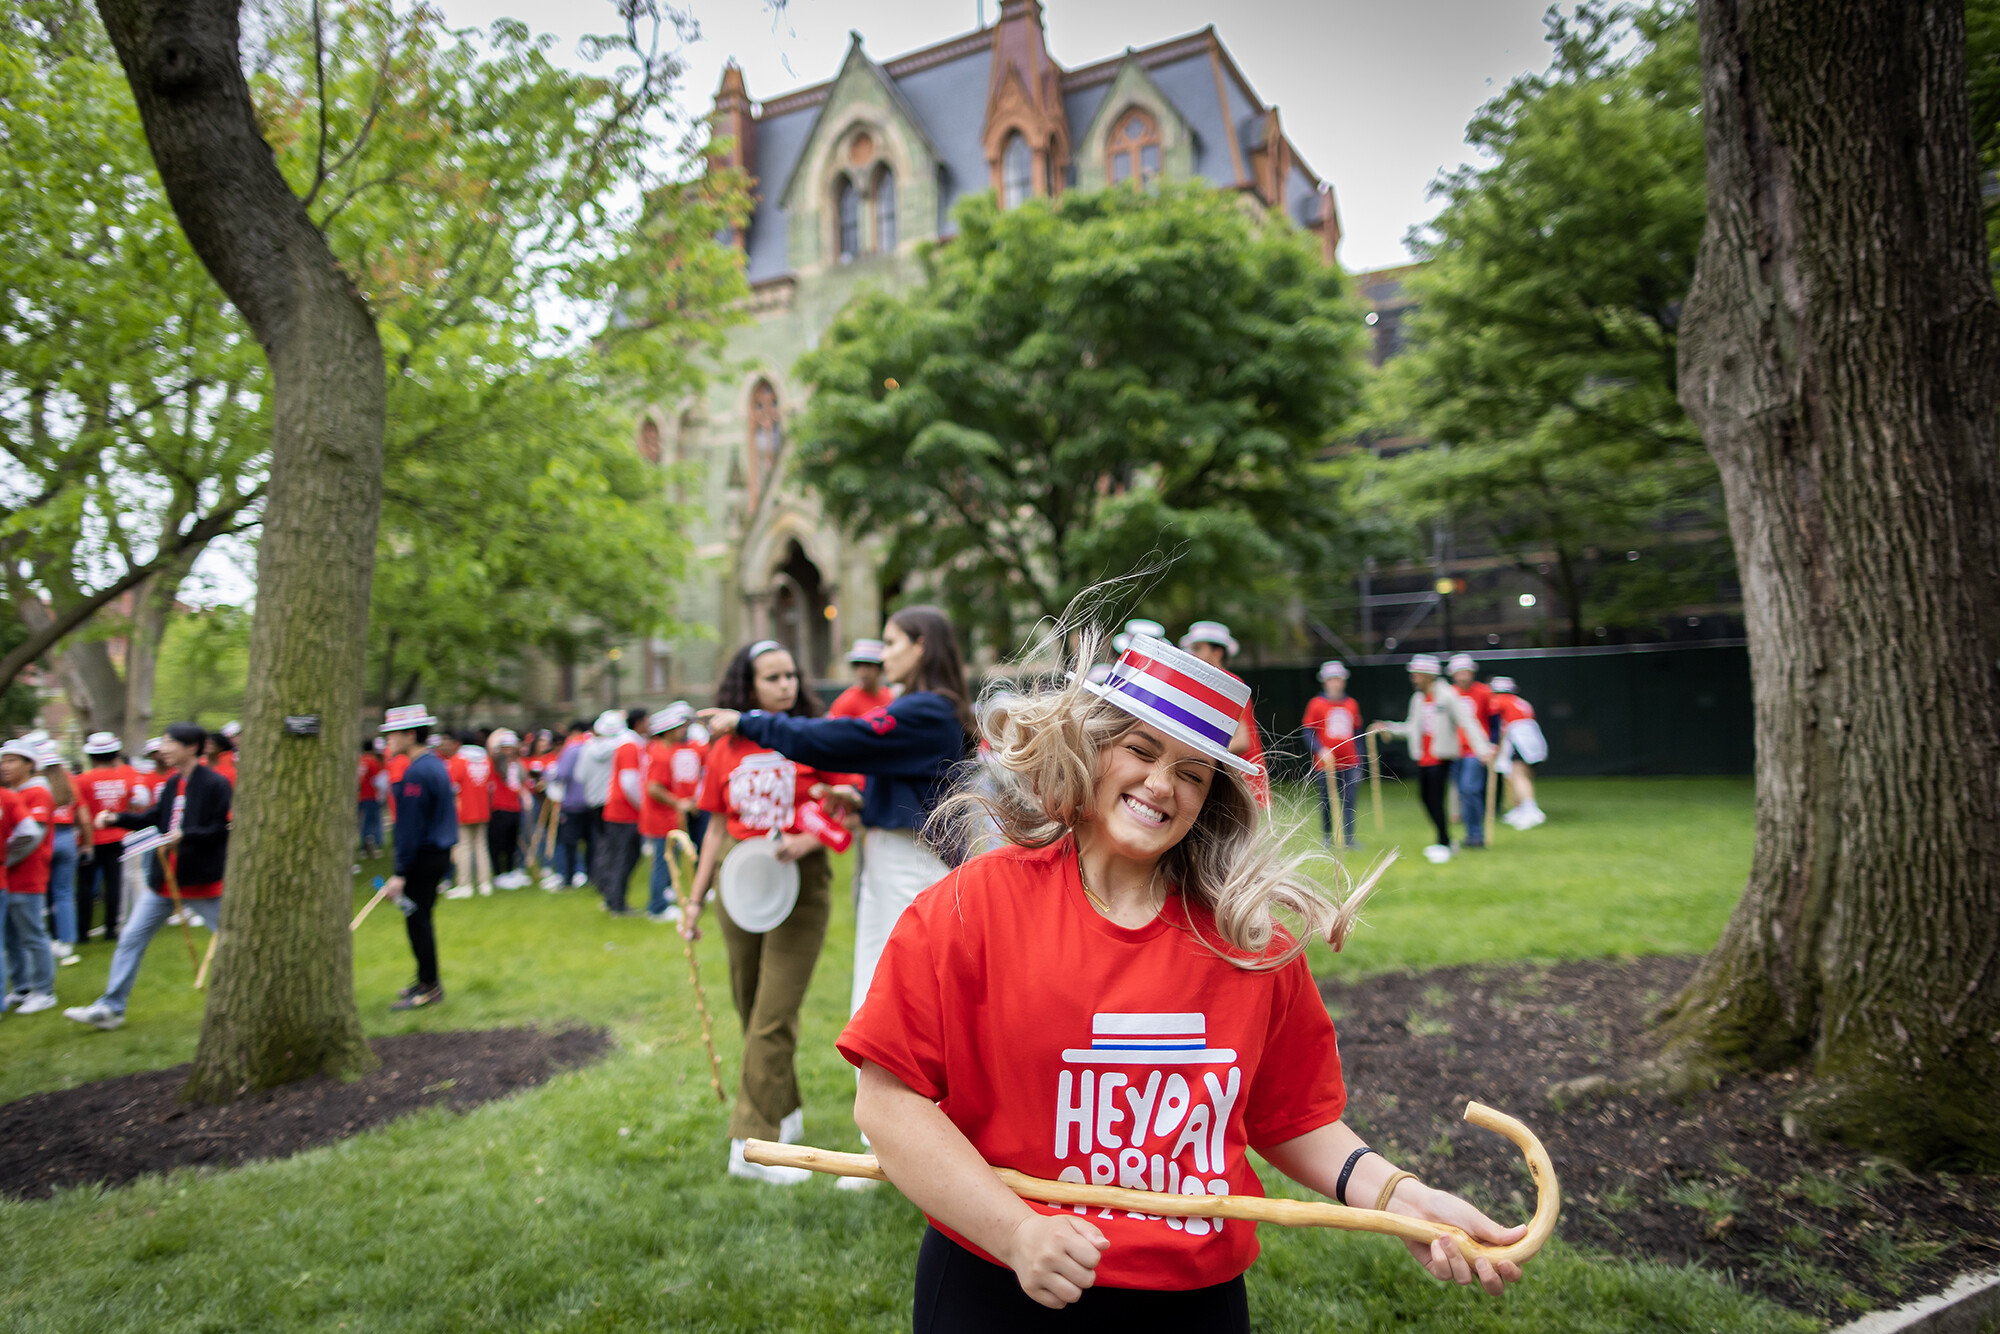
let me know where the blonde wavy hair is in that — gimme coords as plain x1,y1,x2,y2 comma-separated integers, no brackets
929,624,1385,970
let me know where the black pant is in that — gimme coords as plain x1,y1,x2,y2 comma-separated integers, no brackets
76,848,124,938
1419,762,1452,846
488,809,520,876
592,818,641,911
913,1227,1248,1333
558,807,598,883
400,846,451,989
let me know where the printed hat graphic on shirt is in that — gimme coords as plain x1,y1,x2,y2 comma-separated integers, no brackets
379,704,439,733
846,638,885,664
82,731,122,754
1062,1013,1237,1065
1083,635,1259,776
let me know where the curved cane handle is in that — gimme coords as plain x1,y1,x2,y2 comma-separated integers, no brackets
748,1100,1559,1265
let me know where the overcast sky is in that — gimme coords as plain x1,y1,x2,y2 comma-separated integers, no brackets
433,0,1564,272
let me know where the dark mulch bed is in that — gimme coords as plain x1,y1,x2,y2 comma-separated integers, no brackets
1324,956,2000,1321
0,1026,609,1200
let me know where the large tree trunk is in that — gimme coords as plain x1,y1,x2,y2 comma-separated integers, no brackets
1661,0,2000,1165
94,0,382,1099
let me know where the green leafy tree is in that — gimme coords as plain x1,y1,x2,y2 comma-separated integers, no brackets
1361,2,1725,645
152,604,252,727
793,184,1363,651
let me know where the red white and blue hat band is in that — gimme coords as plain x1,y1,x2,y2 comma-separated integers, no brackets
1083,635,1260,776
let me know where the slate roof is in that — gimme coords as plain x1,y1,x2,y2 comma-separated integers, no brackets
735,20,1325,286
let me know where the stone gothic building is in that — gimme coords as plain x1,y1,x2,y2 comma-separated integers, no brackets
636,0,1339,698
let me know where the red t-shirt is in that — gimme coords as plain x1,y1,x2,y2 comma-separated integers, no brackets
0,788,25,893
1456,681,1495,752
839,840,1344,1290
385,752,411,786
1221,672,1270,808
1492,693,1535,726
489,758,524,813
357,753,384,803
603,738,644,826
1301,696,1362,771
447,751,492,824
212,751,238,787
697,734,823,842
829,685,896,719
638,740,680,838
8,781,56,895
80,765,139,845
665,740,707,802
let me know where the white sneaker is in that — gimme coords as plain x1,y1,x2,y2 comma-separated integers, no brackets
1423,843,1454,864
648,906,683,924
2,989,25,1011
570,872,588,888
64,1002,123,1030
50,940,75,961
1520,807,1547,829
728,1138,811,1186
477,882,493,897
351,864,362,875
540,872,562,890
15,991,57,1015
444,885,474,900
779,1108,804,1145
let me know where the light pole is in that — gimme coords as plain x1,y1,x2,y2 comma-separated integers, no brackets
607,646,622,706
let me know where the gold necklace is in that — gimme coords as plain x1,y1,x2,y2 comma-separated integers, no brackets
1078,858,1159,921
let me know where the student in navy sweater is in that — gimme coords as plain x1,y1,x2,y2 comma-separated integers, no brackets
701,606,975,1024
381,705,457,1010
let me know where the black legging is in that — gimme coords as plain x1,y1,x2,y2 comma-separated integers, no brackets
75,847,124,938
400,845,451,989
913,1227,1249,1333
1418,762,1452,846
488,808,521,875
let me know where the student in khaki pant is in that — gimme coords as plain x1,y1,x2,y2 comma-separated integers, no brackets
681,639,833,1185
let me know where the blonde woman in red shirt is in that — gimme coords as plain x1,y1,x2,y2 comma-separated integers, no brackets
840,631,1524,1330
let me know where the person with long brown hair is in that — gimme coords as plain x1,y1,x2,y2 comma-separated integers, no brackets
700,606,975,1031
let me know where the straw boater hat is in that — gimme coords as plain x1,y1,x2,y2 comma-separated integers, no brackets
593,709,626,738
846,639,885,665
1083,635,1259,776
220,720,242,739
0,738,41,764
1180,620,1240,657
487,728,520,749
1489,676,1518,694
1112,618,1167,655
1406,653,1443,676
648,702,693,734
1318,661,1349,682
379,704,439,733
82,731,123,755
1447,653,1478,676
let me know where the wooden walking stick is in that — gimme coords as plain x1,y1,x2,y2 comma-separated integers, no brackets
671,829,726,1104
1366,729,1384,833
1485,753,1500,844
351,877,390,931
159,846,204,976
749,1100,1559,1268
194,929,219,989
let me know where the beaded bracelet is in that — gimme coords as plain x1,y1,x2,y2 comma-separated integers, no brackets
1335,1145,1376,1206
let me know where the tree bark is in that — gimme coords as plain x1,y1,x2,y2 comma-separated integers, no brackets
94,0,383,1099
122,555,195,754
1661,0,2000,1165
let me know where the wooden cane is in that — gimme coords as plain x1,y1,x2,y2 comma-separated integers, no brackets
1366,730,1384,833
194,929,219,989
1485,753,1499,844
749,1100,1559,1267
671,829,727,1104
159,848,204,975
526,790,557,877
350,884,391,932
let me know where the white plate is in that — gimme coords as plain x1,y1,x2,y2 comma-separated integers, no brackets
719,838,800,933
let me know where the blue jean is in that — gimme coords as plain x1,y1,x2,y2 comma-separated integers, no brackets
1314,766,1362,847
47,826,78,944
97,886,223,1014
358,799,384,851
1454,754,1489,847
4,892,53,995
646,837,681,914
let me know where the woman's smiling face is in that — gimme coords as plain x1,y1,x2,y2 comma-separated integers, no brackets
1087,721,1215,862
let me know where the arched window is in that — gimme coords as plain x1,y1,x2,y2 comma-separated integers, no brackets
635,416,662,464
1002,132,1032,209
748,380,783,498
873,165,897,253
1108,108,1161,188
836,177,860,262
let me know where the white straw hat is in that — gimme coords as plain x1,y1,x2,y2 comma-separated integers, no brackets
1406,654,1442,675
1083,636,1258,776
83,731,123,754
846,639,885,664
1447,653,1478,675
1317,661,1349,681
593,709,626,737
1179,621,1239,656
1490,676,1518,694
648,702,693,734
487,728,520,748
379,704,439,733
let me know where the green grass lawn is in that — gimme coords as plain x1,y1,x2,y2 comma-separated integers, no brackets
0,778,1820,1332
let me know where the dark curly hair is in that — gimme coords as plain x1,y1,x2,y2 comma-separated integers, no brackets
713,641,825,717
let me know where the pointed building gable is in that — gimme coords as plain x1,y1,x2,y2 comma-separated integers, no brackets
980,0,1070,199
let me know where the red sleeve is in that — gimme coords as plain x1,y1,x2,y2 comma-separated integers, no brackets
836,880,953,1100
1302,697,1330,731
697,740,733,816
1243,953,1347,1150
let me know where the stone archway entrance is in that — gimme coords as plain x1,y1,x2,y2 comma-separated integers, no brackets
768,539,831,681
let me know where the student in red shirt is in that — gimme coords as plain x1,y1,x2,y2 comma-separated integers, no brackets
1178,621,1269,808
638,705,693,921
1447,654,1497,849
1301,661,1364,850
680,641,832,1184
206,723,240,788
357,739,387,858
1372,655,1492,864
841,631,1523,1325
1488,677,1549,830
440,733,493,897
592,708,648,915
829,639,896,719
74,734,139,946
485,729,526,887
1,740,59,1012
